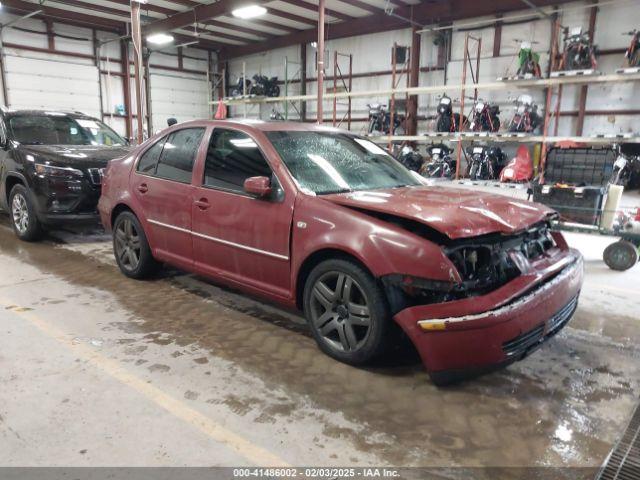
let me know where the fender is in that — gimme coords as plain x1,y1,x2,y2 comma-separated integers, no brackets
1,171,30,211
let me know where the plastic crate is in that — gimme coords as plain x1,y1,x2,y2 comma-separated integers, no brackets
532,184,605,226
544,146,616,186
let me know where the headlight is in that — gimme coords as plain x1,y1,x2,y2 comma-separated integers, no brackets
35,163,84,178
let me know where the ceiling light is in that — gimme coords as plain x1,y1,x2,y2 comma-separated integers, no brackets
147,33,174,45
232,5,267,19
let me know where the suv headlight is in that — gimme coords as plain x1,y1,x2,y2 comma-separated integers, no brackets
35,163,83,178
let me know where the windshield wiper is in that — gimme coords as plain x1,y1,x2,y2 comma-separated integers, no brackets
317,188,352,195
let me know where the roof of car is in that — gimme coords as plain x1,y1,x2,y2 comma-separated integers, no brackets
2,108,95,120
206,118,354,134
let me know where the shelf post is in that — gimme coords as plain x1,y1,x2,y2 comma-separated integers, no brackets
317,0,325,124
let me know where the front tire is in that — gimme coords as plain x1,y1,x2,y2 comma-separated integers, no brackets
113,211,158,279
303,259,394,366
9,184,43,242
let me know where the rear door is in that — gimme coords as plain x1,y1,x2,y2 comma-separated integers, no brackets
131,127,207,268
191,127,295,298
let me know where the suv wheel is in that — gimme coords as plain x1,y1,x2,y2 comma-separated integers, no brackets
303,259,394,365
113,211,158,279
9,184,43,241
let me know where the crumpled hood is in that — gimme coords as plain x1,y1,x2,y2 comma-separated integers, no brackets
322,186,555,239
17,144,131,169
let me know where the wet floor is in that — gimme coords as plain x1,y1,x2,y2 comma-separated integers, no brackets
0,214,639,469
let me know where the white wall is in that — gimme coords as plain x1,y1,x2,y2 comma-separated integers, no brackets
0,12,215,140
226,0,640,138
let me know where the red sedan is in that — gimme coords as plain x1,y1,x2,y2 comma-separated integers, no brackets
98,120,583,385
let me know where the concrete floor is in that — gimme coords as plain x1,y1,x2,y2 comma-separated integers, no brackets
0,199,639,469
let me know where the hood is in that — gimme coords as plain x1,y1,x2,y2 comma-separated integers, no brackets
17,144,131,168
322,186,555,240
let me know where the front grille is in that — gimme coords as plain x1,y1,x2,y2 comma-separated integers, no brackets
502,295,578,358
87,168,104,185
597,401,640,480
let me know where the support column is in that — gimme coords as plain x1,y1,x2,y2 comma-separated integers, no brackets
407,26,421,136
121,40,133,141
300,43,307,122
130,1,145,144
316,0,325,124
576,1,598,136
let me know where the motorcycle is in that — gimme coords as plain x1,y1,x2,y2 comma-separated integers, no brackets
250,74,281,97
515,40,542,77
624,29,640,67
466,145,506,180
367,103,405,135
469,99,500,132
560,26,597,71
230,76,251,97
610,143,640,187
435,94,466,132
270,109,285,121
421,143,456,178
397,145,423,172
500,145,534,183
508,94,541,133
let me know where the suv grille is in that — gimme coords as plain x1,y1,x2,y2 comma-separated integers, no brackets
502,295,578,358
87,168,104,185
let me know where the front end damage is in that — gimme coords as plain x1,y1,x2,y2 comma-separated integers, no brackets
384,222,584,385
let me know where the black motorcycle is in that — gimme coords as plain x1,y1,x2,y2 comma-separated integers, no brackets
561,26,597,71
466,145,506,180
610,143,640,187
230,76,251,97
435,94,466,132
397,145,423,172
421,143,456,178
624,29,640,67
270,109,285,121
367,103,405,135
250,74,281,97
469,99,501,132
508,94,541,133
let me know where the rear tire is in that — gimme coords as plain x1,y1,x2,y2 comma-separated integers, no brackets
303,259,394,366
112,211,158,279
9,184,43,242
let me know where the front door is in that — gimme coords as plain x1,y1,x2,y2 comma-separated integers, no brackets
191,127,295,299
131,127,206,268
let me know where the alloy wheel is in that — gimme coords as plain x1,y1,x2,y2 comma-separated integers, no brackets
11,193,29,234
114,218,142,272
309,271,372,353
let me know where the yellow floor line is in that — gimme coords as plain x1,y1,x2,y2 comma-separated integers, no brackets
1,299,288,467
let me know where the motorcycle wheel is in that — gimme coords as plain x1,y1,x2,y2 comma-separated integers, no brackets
269,85,281,97
631,49,640,67
436,116,451,133
469,163,479,180
610,166,628,187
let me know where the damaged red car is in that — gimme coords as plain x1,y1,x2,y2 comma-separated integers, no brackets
98,120,584,385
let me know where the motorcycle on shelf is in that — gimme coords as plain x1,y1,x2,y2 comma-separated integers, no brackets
230,76,251,97
560,26,597,71
610,144,640,187
250,74,281,97
421,143,456,178
466,145,506,180
396,145,424,172
508,94,541,133
624,29,640,67
515,40,542,77
435,94,466,132
367,103,406,135
270,109,285,121
469,98,501,132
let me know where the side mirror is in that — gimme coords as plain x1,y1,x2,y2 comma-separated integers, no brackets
244,176,272,198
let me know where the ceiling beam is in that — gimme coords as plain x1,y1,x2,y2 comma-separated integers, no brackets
1,0,125,31
264,6,318,26
223,0,576,58
143,0,272,35
277,0,353,21
335,0,383,15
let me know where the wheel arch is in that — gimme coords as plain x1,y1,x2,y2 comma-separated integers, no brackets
4,173,27,206
295,248,374,310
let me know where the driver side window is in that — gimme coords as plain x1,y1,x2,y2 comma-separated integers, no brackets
203,129,273,193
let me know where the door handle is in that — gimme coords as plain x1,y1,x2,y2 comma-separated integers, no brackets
137,183,148,194
194,198,210,210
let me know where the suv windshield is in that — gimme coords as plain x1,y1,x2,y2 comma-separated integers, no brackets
266,131,420,194
8,114,127,146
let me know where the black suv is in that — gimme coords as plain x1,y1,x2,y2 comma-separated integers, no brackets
0,109,130,240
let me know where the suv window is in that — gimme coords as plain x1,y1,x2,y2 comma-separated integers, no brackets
137,137,166,174
204,129,272,192
156,128,205,183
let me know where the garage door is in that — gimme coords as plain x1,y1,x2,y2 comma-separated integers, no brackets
4,54,101,118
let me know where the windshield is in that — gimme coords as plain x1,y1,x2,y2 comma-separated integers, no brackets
266,131,420,195
8,114,127,146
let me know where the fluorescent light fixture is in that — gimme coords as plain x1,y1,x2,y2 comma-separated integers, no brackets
231,5,267,19
147,33,174,45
